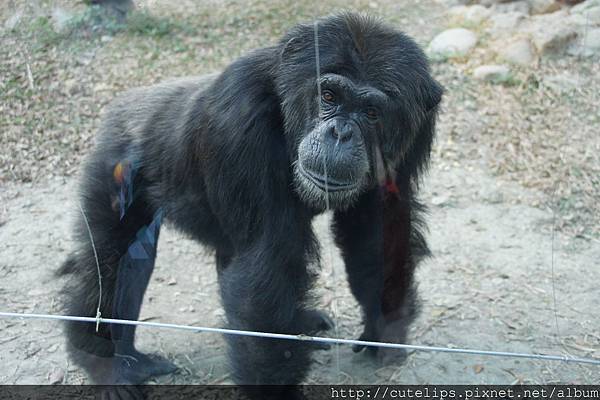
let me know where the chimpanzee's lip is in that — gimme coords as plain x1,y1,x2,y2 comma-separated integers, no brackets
298,162,358,192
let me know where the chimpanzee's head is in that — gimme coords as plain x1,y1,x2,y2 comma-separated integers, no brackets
275,13,443,210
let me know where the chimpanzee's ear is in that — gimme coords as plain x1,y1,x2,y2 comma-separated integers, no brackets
400,75,443,179
424,77,444,113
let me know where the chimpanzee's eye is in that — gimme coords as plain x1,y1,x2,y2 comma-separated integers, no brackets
366,107,378,119
321,90,335,103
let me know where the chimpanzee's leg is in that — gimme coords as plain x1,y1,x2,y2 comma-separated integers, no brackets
333,184,426,362
217,230,328,399
60,156,176,384
109,208,178,383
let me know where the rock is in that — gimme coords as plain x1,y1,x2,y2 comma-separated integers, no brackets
569,5,600,25
431,194,450,206
51,7,73,32
435,0,472,6
482,188,504,204
487,12,527,35
48,368,64,385
167,277,177,285
427,28,478,58
448,5,493,24
64,79,81,95
94,82,112,92
543,72,582,92
497,37,538,65
522,11,578,55
571,0,600,14
527,0,562,14
481,0,517,6
493,1,532,14
75,50,96,66
473,64,512,82
4,11,23,31
571,3,600,26
534,28,578,55
47,344,59,353
567,27,600,56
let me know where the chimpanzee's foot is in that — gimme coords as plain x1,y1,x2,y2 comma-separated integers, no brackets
352,328,408,363
300,309,334,350
302,309,334,333
377,346,408,365
112,350,177,384
352,330,378,355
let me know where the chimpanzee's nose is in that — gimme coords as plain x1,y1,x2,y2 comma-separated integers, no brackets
330,120,354,143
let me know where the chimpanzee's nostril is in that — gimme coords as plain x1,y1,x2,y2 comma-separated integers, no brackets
331,123,353,142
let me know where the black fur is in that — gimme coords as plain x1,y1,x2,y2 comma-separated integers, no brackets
59,13,442,398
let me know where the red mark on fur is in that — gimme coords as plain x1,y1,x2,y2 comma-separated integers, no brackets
113,162,124,184
385,179,399,194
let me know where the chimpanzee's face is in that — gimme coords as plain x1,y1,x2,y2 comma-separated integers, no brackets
293,73,388,210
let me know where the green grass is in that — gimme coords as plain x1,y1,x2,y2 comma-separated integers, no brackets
125,9,193,37
29,16,63,49
68,5,190,38
22,5,191,47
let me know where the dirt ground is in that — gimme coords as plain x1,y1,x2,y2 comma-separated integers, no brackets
1,0,599,388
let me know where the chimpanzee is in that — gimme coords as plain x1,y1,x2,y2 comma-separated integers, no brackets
58,12,442,399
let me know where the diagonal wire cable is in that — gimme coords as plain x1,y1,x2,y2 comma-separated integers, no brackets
1,311,600,366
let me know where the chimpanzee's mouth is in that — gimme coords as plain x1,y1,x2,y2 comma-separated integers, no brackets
298,162,358,192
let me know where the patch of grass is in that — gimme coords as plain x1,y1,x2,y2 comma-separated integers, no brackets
66,6,188,39
66,5,124,37
13,6,161,50
496,72,521,87
29,16,63,49
125,10,191,38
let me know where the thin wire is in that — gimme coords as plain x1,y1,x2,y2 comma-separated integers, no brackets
548,7,593,345
78,204,103,333
314,19,342,376
550,199,561,339
1,311,599,366
314,21,323,121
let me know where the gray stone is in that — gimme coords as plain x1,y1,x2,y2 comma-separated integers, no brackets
473,64,512,82
522,12,579,55
51,7,73,32
427,28,478,58
497,38,537,65
63,79,81,96
569,6,600,26
448,5,493,24
567,27,600,56
533,28,578,56
571,0,600,14
4,11,23,31
543,72,582,92
527,0,561,15
492,1,532,14
434,0,472,6
481,0,517,6
431,195,450,206
487,12,527,35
